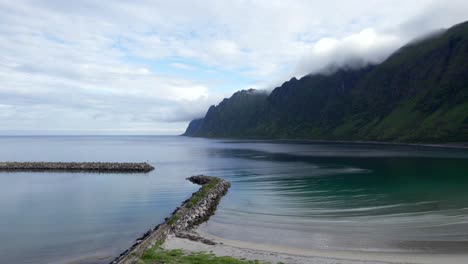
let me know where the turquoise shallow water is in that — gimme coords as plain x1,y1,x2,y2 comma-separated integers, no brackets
0,136,467,263
202,142,468,253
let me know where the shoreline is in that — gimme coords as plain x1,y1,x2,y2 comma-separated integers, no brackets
183,135,468,150
268,138,468,150
271,138,468,150
164,225,468,264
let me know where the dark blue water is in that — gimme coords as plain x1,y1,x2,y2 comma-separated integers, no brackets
0,136,467,263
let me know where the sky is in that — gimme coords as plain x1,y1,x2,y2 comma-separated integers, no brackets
0,0,467,135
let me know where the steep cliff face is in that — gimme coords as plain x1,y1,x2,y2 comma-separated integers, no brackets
184,21,468,143
183,89,269,137
183,118,204,137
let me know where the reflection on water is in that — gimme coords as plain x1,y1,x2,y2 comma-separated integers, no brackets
202,142,468,252
0,136,467,263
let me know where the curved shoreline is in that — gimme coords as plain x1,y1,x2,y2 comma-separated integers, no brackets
0,162,154,173
163,225,468,264
111,175,230,264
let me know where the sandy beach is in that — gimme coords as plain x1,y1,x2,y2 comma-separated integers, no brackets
163,224,468,264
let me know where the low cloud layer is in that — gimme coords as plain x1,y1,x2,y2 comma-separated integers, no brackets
296,0,468,76
296,28,403,76
0,0,467,134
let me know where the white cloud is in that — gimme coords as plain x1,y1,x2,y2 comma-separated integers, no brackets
296,28,404,76
170,63,193,70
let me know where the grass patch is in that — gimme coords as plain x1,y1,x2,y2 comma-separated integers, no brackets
168,178,221,225
167,213,181,225
185,178,220,208
140,247,273,264
136,178,233,263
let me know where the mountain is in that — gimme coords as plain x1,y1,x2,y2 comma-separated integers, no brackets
184,21,468,143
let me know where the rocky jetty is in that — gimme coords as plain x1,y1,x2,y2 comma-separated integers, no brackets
112,175,230,264
0,162,154,173
187,175,214,185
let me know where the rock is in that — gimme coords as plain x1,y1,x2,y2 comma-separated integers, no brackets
0,162,154,173
112,175,230,264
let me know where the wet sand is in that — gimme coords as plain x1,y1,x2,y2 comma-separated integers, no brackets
163,225,468,264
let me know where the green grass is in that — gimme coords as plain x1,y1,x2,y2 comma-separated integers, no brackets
185,178,220,208
138,178,244,263
167,213,181,225
140,247,273,264
167,178,221,226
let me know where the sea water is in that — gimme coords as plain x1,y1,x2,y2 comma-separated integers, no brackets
0,136,467,263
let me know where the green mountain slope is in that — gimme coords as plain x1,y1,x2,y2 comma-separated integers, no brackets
184,21,468,143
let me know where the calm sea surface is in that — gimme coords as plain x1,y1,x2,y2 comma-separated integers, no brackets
0,136,467,263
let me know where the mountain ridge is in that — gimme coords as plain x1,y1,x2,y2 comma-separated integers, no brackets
184,21,468,143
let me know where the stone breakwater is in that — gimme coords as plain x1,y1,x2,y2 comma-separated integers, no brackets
112,175,231,264
0,162,154,173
